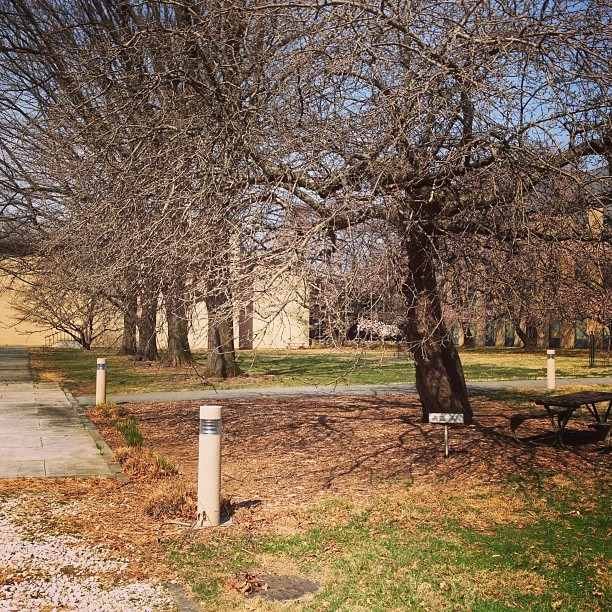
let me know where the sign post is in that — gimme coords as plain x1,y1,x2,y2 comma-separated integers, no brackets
429,413,465,458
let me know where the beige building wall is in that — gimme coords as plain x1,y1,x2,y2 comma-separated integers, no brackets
187,302,209,350
244,275,309,349
0,293,49,346
249,283,309,350
0,282,308,351
187,277,310,351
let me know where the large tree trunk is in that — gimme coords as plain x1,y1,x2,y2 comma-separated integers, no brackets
330,326,348,347
163,290,194,367
119,293,138,355
137,291,159,361
205,287,240,378
401,227,473,424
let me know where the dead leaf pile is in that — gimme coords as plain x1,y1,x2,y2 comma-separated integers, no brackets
223,572,269,597
95,393,608,515
143,481,197,519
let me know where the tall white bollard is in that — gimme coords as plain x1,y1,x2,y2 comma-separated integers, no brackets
197,405,222,527
96,358,107,406
547,350,556,390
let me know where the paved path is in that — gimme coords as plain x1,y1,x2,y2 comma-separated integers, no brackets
76,376,612,406
0,346,31,382
0,347,114,478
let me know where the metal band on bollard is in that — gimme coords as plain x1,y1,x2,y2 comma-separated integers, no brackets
197,405,222,527
200,419,222,435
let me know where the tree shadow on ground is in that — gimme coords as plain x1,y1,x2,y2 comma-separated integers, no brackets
122,392,608,510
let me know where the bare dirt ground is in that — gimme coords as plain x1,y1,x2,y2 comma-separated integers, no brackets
113,393,609,502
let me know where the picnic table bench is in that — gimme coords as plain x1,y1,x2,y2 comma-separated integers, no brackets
511,391,612,451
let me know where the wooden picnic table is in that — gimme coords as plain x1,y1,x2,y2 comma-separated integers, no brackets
534,391,612,449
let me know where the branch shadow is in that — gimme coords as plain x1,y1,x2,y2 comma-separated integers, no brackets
127,390,608,508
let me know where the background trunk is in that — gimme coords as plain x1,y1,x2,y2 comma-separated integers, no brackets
462,323,475,348
119,293,138,355
205,289,240,378
515,322,537,350
79,332,92,350
401,227,473,424
137,291,159,361
163,291,194,367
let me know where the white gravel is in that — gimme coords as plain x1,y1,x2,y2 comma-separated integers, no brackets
0,496,177,611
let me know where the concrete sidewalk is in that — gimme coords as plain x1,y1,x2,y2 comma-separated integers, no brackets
76,376,612,406
0,347,115,478
0,346,31,382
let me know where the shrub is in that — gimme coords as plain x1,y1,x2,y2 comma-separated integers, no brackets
113,416,144,447
143,481,197,519
96,404,144,447
113,446,178,479
95,403,129,421
94,403,116,419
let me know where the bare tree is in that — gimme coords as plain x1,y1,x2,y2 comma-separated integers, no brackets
0,0,290,373
252,0,612,422
3,256,119,349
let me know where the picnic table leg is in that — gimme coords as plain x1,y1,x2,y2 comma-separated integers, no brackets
585,401,612,423
545,405,562,447
601,428,611,454
556,411,573,449
586,403,600,421
546,406,571,449
602,401,612,454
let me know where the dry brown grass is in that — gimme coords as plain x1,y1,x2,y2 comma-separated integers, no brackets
143,481,197,519
113,446,178,479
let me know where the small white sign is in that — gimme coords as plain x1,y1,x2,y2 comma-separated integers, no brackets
429,413,465,424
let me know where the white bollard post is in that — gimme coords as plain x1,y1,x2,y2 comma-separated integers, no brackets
197,405,222,527
547,349,556,390
96,358,107,406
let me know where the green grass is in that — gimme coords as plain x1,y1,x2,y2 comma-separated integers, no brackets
169,473,611,611
460,348,611,382
112,415,144,447
29,346,611,396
